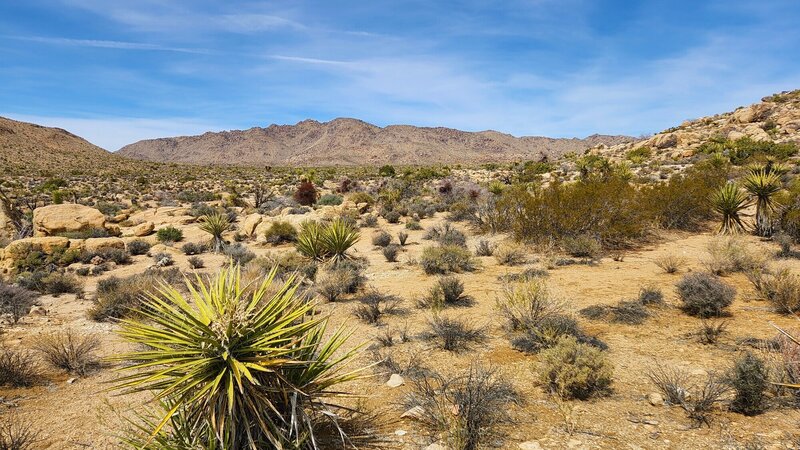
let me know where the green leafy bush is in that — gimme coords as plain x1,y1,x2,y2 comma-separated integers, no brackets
419,245,477,275
537,335,613,400
156,226,183,243
317,194,343,206
263,221,298,245
728,352,768,416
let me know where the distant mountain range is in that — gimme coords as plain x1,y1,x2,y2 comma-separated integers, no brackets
116,118,633,166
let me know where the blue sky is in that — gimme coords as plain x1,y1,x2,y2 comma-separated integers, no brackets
1,0,799,150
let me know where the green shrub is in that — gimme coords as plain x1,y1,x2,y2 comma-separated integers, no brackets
419,245,477,275
348,192,374,206
728,352,768,416
263,221,298,245
698,136,797,165
317,194,343,206
676,272,736,317
378,165,396,177
537,335,613,400
626,146,652,163
372,230,392,247
56,227,110,239
181,242,206,255
562,235,602,259
127,240,151,256
156,226,183,243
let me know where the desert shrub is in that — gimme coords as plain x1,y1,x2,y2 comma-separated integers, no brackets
187,256,204,269
424,222,467,247
698,136,797,165
223,243,256,266
187,202,216,218
382,210,401,224
499,177,650,250
494,244,526,266
112,266,367,449
647,364,689,405
0,347,40,387
315,264,364,302
56,227,110,239
403,365,517,450
474,239,495,257
682,375,730,427
38,272,82,296
579,300,650,325
0,283,37,324
152,252,174,267
156,226,183,243
382,244,400,262
181,242,206,255
655,253,687,274
293,180,318,206
127,239,151,256
90,271,169,321
562,235,602,259
499,267,549,283
422,315,486,352
317,194,343,206
371,350,425,378
36,329,100,376
82,247,131,265
419,245,477,275
10,244,80,272
405,220,422,230
263,221,298,245
698,319,729,344
676,272,736,317
640,163,727,230
638,285,664,306
353,289,401,325
397,231,409,246
496,279,563,331
626,146,652,163
348,192,374,206
537,336,613,400
360,214,378,228
0,416,40,450
728,352,768,416
372,230,392,247
199,213,231,253
703,237,765,275
251,252,318,282
378,165,396,177
752,267,800,314
775,232,793,257
418,276,472,309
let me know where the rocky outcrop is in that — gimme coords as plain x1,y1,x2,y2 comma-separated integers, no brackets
32,204,106,237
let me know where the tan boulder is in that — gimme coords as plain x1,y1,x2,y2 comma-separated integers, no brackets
32,204,105,237
4,236,70,260
676,131,701,146
743,125,770,142
727,130,746,141
133,221,155,237
241,214,263,236
732,104,771,124
651,133,677,149
84,237,125,254
109,213,129,223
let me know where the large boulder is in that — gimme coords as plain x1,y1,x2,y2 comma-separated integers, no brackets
84,237,125,254
132,221,155,237
241,214,263,236
33,204,105,237
3,236,71,260
732,104,771,124
651,132,678,149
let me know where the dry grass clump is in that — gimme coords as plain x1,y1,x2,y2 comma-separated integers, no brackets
647,364,729,427
0,416,40,450
676,272,736,317
417,276,473,310
424,222,467,247
0,283,37,324
403,365,517,450
579,300,650,325
654,253,687,274
35,329,100,376
748,266,800,314
703,237,766,275
698,319,729,344
419,245,477,275
421,315,487,352
474,239,495,256
0,347,40,387
493,243,527,266
561,235,602,260
353,289,402,325
382,244,400,262
537,335,613,400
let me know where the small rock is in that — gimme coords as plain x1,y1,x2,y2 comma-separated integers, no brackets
425,444,446,450
394,429,407,436
29,305,47,316
400,405,425,420
647,392,664,406
386,373,405,388
519,441,543,450
66,377,77,384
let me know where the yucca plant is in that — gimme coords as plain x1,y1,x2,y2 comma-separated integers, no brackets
198,212,230,253
113,266,366,449
296,221,327,260
319,219,360,263
743,168,782,237
711,182,751,235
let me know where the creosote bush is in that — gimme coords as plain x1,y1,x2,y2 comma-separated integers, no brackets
537,335,613,400
156,226,183,243
263,220,298,244
676,272,736,317
36,329,100,376
127,239,151,256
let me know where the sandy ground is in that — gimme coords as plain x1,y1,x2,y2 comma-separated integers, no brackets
2,208,800,450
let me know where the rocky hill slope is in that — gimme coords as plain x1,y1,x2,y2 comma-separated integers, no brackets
117,118,633,166
590,90,800,161
0,116,124,174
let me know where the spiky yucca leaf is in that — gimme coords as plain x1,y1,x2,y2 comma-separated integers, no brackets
743,168,782,237
113,266,366,449
296,221,327,260
319,219,360,263
711,182,751,235
198,212,230,253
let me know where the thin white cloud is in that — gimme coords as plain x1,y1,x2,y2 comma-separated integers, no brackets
8,35,208,54
267,55,351,66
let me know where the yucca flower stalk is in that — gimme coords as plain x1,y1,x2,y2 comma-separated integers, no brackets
711,182,751,235
113,266,365,449
198,212,230,253
743,168,782,237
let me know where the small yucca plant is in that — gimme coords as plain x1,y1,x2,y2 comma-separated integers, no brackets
113,266,365,449
743,168,782,237
711,182,751,235
320,219,360,263
198,212,230,253
296,221,327,260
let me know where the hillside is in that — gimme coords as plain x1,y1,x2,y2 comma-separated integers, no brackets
0,116,123,174
591,90,800,162
117,118,633,166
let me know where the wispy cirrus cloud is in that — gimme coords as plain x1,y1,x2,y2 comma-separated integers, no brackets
7,35,209,54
